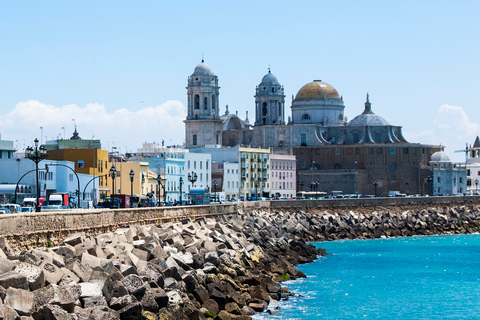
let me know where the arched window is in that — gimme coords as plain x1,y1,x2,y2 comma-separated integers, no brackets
262,102,267,116
212,95,216,110
279,104,282,116
301,114,311,120
194,95,199,109
334,163,342,170
204,97,208,109
339,114,343,120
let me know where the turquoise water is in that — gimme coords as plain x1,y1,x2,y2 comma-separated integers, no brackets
254,234,480,319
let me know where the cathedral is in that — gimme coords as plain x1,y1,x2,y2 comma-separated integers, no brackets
185,61,439,195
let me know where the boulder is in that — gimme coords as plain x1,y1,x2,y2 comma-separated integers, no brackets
0,270,28,290
5,287,35,315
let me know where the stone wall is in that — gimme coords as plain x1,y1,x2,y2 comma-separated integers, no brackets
1,196,479,249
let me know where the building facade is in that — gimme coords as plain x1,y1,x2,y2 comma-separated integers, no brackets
430,151,467,196
270,154,296,199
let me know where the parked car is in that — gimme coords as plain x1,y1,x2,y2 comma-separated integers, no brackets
21,207,35,213
0,207,12,214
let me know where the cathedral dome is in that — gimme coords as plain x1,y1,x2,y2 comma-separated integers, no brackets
260,70,279,85
294,80,342,102
430,151,453,163
348,113,390,126
193,60,215,76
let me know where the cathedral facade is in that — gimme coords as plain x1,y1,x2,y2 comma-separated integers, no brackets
185,61,439,195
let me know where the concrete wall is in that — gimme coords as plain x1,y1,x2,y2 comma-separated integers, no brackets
2,196,479,249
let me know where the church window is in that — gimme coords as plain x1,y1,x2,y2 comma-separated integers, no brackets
390,148,396,155
212,95,216,109
339,114,343,120
301,114,311,120
403,148,409,154
279,105,281,116
375,133,382,142
301,133,307,146
216,134,219,144
334,163,341,169
335,149,340,155
204,97,208,109
272,88,275,93
193,134,197,146
194,95,200,109
391,176,396,181
262,102,267,116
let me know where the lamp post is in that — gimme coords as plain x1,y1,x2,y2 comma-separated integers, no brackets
299,180,305,191
109,165,116,197
129,169,135,199
315,181,319,198
311,160,315,191
179,177,183,205
213,181,217,203
254,181,259,200
426,175,433,196
188,172,197,204
475,179,479,195
25,138,47,212
156,174,165,205
373,180,378,197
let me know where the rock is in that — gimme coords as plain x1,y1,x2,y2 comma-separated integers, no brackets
121,274,146,298
166,290,182,305
118,302,143,320
0,270,29,290
32,304,73,320
203,298,219,315
5,287,35,315
109,294,138,311
14,262,45,291
82,295,108,308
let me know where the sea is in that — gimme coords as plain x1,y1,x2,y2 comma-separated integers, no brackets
253,234,480,319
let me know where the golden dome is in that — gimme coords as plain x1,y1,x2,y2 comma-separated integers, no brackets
294,80,341,102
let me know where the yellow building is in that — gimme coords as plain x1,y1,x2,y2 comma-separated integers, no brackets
47,148,111,200
239,147,270,199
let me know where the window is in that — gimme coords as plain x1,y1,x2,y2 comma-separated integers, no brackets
206,161,209,170
390,148,396,155
438,177,441,183
194,95,200,109
194,161,196,169
301,114,311,120
188,161,190,169
375,133,382,142
301,133,307,146
335,149,340,156
459,177,463,183
200,161,202,170
77,160,84,168
203,97,208,109
301,160,306,169
193,135,197,146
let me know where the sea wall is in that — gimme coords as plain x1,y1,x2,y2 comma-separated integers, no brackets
1,196,479,249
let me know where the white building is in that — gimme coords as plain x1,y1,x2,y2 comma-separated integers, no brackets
466,136,480,194
430,151,467,196
270,154,297,199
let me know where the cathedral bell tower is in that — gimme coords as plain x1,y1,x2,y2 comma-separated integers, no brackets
254,68,285,126
185,60,223,148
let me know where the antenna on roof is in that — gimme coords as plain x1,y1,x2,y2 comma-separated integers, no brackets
201,53,204,63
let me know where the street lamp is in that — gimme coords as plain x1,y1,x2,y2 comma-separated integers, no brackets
129,169,135,199
373,180,378,197
109,165,117,197
254,181,259,200
315,181,319,198
475,179,479,195
25,138,47,212
188,172,197,204
179,177,183,205
299,180,305,191
156,174,166,204
213,181,217,203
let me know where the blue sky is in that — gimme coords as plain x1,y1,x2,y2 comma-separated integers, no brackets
0,1,478,160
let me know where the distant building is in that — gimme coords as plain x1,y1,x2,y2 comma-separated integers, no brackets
466,136,480,194
430,150,467,196
184,61,440,196
45,128,109,202
0,135,16,159
270,154,296,199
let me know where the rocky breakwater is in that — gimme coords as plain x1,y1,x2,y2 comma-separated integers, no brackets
0,210,325,319
289,205,480,241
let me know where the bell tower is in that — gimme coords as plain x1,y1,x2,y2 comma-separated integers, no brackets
185,60,223,148
254,68,285,126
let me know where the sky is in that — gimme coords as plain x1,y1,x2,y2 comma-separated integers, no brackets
0,1,479,161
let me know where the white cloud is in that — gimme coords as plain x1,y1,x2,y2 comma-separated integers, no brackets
404,104,480,162
0,100,187,152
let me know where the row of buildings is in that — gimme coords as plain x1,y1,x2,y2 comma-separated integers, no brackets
0,60,476,205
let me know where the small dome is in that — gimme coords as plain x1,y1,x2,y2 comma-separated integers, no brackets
430,151,453,163
260,70,279,85
294,80,341,102
193,61,215,76
348,113,390,127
